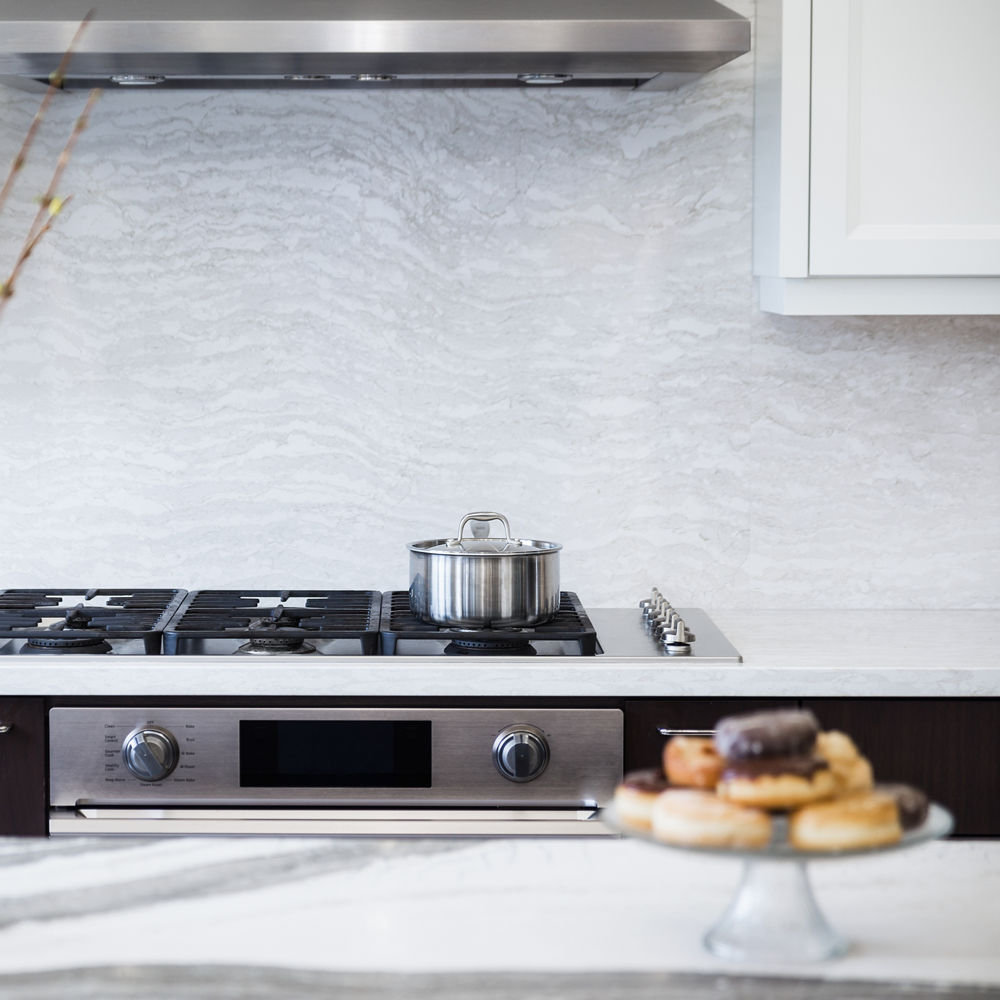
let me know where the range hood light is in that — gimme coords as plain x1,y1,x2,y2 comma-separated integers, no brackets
352,74,398,82
110,74,165,86
518,74,573,85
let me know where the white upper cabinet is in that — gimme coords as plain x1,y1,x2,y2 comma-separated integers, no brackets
754,0,1000,314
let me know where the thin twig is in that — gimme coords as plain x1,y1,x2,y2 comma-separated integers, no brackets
0,88,101,317
0,195,74,311
0,9,94,218
19,88,100,256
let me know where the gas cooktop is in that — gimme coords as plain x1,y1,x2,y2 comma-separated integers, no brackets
0,587,741,660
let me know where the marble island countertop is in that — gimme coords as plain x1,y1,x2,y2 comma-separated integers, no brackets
0,609,998,698
0,832,998,998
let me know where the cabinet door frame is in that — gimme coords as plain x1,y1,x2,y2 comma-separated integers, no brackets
809,0,1000,276
0,697,48,836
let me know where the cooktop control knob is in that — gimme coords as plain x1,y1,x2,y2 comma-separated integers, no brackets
122,726,179,781
492,724,550,782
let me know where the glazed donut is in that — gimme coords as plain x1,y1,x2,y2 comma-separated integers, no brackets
714,709,819,760
876,783,930,831
789,791,902,851
815,730,874,795
612,768,670,831
716,755,836,810
651,788,772,848
663,736,724,789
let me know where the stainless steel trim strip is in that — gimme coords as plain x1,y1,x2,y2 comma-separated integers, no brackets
49,807,612,837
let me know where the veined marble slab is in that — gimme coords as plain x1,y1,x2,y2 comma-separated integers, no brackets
0,835,997,988
0,610,998,696
0,969,997,1000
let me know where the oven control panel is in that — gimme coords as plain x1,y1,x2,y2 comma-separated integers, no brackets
49,707,623,808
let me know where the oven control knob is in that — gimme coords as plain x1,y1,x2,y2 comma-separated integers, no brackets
122,727,179,781
492,725,550,782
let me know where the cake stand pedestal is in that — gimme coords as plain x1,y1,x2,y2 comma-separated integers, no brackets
704,856,847,961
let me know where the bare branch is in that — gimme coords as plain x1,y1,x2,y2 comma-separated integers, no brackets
0,9,94,218
0,197,74,320
0,87,101,314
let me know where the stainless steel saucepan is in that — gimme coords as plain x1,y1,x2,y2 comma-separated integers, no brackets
408,512,562,629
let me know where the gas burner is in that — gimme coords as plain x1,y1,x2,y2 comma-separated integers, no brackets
19,605,115,654
379,591,600,656
236,636,317,656
0,590,186,656
162,591,382,655
21,634,113,655
236,612,318,656
443,637,537,657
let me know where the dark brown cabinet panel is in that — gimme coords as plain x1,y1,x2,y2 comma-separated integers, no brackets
624,698,798,773
803,698,1000,837
625,697,1000,837
0,698,47,836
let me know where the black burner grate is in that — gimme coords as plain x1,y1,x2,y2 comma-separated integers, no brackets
162,590,382,655
379,591,600,655
0,589,187,654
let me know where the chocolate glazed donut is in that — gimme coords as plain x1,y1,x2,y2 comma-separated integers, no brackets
714,710,835,811
876,783,930,830
714,709,820,759
721,755,829,781
613,768,671,831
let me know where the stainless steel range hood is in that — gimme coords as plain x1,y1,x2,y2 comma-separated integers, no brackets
0,0,750,93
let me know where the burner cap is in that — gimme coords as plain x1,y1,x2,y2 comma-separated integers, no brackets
444,638,537,657
21,635,113,655
236,636,317,655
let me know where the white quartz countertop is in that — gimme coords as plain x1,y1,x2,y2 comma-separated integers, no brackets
0,832,997,996
1,610,998,697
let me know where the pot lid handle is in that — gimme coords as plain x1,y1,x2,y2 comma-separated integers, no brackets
449,511,516,548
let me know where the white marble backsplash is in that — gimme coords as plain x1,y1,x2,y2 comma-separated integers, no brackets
1,0,998,608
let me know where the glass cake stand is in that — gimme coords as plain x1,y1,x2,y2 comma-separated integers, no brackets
602,803,953,963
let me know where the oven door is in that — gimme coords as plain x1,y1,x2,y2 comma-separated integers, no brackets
48,706,623,836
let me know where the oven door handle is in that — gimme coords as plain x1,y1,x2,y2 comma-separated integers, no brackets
657,728,715,738
49,806,611,837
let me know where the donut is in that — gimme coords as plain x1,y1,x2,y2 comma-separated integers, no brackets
876,783,930,831
612,768,670,831
716,755,837,810
651,788,772,848
663,736,724,789
714,708,819,760
789,791,902,851
815,730,874,795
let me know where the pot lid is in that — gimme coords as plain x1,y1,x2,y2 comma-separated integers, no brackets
411,512,561,555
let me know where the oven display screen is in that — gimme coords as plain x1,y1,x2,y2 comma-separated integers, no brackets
239,720,432,787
